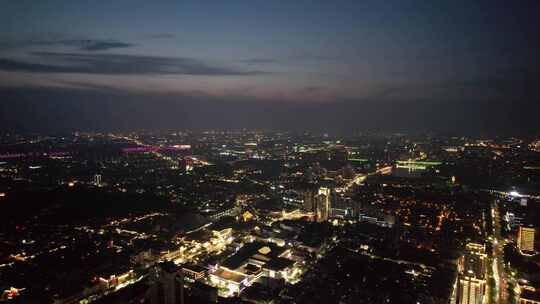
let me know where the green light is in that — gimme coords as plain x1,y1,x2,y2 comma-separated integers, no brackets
395,160,442,166
348,158,369,162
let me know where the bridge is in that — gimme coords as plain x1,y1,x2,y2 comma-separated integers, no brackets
339,165,393,192
395,160,442,170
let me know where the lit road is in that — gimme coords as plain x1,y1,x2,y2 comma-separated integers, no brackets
342,165,393,192
491,201,507,304
109,134,181,168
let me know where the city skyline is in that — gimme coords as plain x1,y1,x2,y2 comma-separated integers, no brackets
1,2,540,303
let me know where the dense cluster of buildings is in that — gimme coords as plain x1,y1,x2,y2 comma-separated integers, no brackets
0,131,539,303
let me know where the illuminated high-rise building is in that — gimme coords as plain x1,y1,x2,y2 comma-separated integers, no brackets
457,277,485,304
315,187,331,222
184,157,194,173
518,226,535,253
455,243,486,304
93,174,102,187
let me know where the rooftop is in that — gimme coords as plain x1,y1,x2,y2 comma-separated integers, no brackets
212,268,246,284
222,241,286,270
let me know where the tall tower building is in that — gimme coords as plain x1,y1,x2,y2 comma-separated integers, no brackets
455,243,486,304
315,187,331,222
148,262,184,304
518,226,535,253
94,174,102,187
302,188,316,212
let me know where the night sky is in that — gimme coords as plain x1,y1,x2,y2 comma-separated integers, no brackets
1,0,539,134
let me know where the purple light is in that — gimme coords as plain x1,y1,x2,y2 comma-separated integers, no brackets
122,146,190,153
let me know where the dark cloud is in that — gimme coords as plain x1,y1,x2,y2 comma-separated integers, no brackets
240,54,341,66
1,86,538,136
459,67,540,95
0,38,135,51
287,53,343,65
427,65,540,102
0,52,264,76
142,33,175,39
79,41,134,51
0,58,67,73
240,58,280,65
